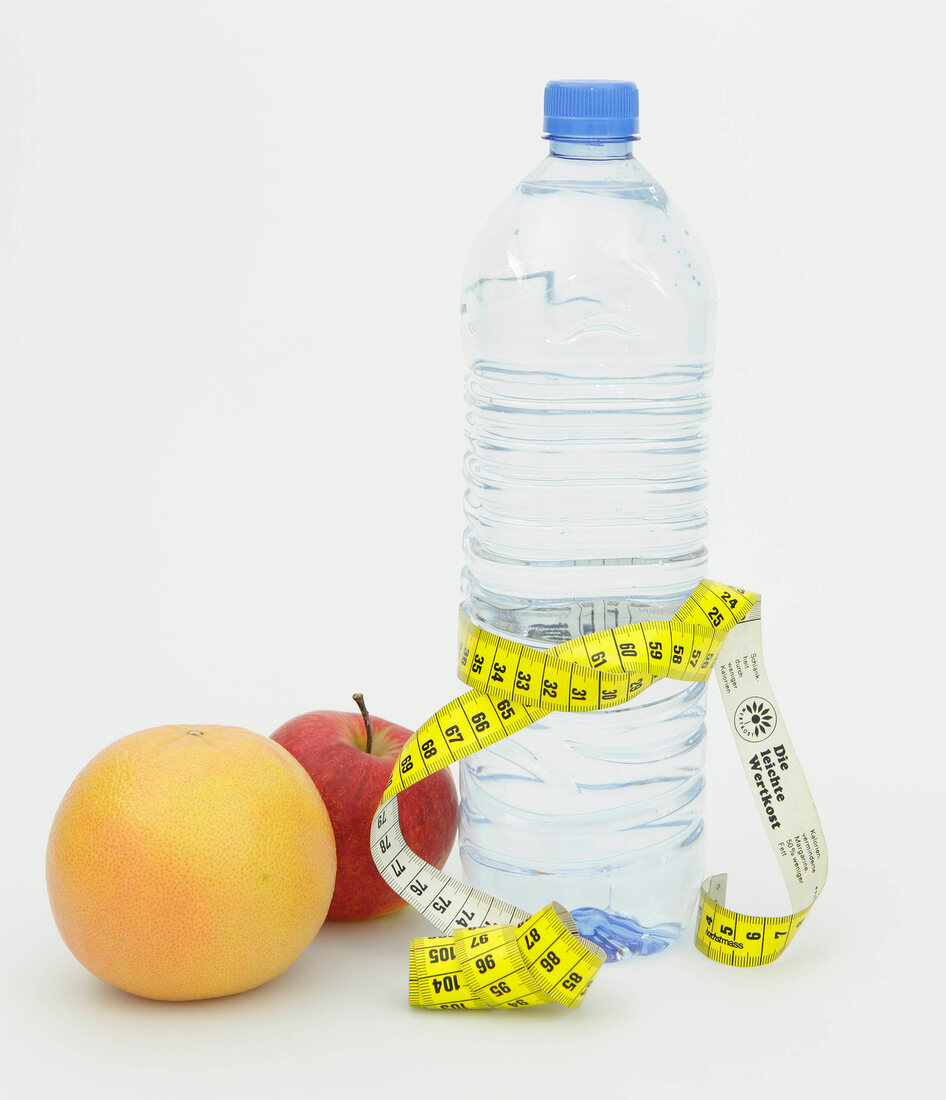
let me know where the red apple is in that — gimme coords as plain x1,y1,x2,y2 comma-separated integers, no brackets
272,695,458,922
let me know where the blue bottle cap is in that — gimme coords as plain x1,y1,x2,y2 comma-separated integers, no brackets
543,80,640,141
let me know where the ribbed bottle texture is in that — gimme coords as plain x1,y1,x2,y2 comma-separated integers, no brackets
458,145,715,961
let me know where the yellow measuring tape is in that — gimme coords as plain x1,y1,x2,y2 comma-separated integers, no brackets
370,580,827,1009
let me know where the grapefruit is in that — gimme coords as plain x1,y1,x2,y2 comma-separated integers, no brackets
46,724,337,1001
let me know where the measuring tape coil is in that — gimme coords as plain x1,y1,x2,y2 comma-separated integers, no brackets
369,580,827,1009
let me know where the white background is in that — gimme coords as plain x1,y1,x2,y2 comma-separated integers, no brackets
2,2,941,1097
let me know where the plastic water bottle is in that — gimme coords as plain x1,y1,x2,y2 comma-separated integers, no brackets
458,81,715,961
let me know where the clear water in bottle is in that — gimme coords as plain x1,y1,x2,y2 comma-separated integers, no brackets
458,81,716,961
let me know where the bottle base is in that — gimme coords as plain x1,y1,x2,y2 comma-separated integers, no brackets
570,907,682,962
459,836,702,964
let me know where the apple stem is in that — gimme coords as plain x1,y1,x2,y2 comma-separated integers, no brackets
352,693,373,754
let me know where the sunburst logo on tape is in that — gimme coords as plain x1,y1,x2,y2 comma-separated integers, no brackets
735,697,777,742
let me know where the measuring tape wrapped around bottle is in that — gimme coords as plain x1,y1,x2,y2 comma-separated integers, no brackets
370,580,827,1009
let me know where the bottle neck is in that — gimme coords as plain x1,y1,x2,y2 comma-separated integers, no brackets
547,138,636,160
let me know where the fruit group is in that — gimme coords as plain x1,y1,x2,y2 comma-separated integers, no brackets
46,724,337,1001
272,696,458,921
